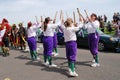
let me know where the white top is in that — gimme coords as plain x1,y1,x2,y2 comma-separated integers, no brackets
43,22,61,37
61,23,84,42
84,20,100,34
27,23,42,38
0,29,6,41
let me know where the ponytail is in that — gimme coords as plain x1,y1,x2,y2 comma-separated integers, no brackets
44,22,47,31
44,17,50,31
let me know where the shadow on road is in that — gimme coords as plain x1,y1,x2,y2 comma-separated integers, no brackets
25,60,73,78
76,61,91,67
24,59,79,78
41,66,69,77
15,55,31,60
53,56,66,61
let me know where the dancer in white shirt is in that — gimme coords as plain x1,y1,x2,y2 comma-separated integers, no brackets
43,17,61,67
27,21,42,61
60,13,84,76
84,13,100,67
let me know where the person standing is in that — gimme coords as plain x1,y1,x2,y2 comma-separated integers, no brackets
1,18,11,56
43,17,61,67
85,13,100,67
0,23,6,54
18,23,26,50
60,9,84,76
27,21,42,61
103,14,107,23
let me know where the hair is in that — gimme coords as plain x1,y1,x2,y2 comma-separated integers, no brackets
27,22,32,28
91,13,98,20
65,18,73,27
44,17,50,31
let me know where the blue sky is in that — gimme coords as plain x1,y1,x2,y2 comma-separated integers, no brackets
0,0,120,26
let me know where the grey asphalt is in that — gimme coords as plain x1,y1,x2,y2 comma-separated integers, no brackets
0,43,120,80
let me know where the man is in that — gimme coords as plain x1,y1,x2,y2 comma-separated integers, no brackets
18,23,26,50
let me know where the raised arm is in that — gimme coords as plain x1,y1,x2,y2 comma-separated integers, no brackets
59,10,65,29
73,22,84,32
32,16,43,30
40,16,43,23
53,11,58,23
73,11,77,27
84,10,100,29
77,8,85,23
35,16,39,24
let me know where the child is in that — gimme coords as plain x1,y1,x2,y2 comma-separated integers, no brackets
60,18,83,77
84,13,100,67
27,22,42,61
43,17,61,67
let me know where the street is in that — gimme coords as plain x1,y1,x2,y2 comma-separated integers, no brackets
0,43,120,80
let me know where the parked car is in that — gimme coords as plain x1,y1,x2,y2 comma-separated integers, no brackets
57,29,119,51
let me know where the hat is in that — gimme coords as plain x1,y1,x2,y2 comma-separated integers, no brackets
12,24,16,29
2,18,8,24
18,23,23,27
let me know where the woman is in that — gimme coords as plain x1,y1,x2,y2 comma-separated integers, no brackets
60,18,83,77
27,22,42,61
43,17,61,67
85,13,100,67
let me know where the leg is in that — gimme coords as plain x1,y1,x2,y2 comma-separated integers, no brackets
30,50,34,60
66,42,78,76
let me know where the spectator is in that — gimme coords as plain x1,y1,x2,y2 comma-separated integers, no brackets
113,13,118,22
117,12,120,21
100,19,105,32
98,16,101,22
112,20,120,36
106,21,112,32
104,14,107,23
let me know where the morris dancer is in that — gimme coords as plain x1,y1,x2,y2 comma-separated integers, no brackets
0,24,6,54
43,16,62,67
84,10,100,67
10,24,16,48
18,23,26,50
60,10,84,77
27,17,42,61
2,18,11,56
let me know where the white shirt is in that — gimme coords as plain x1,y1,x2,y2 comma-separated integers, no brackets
27,23,41,38
43,22,61,37
61,23,83,42
84,20,100,34
0,29,6,41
